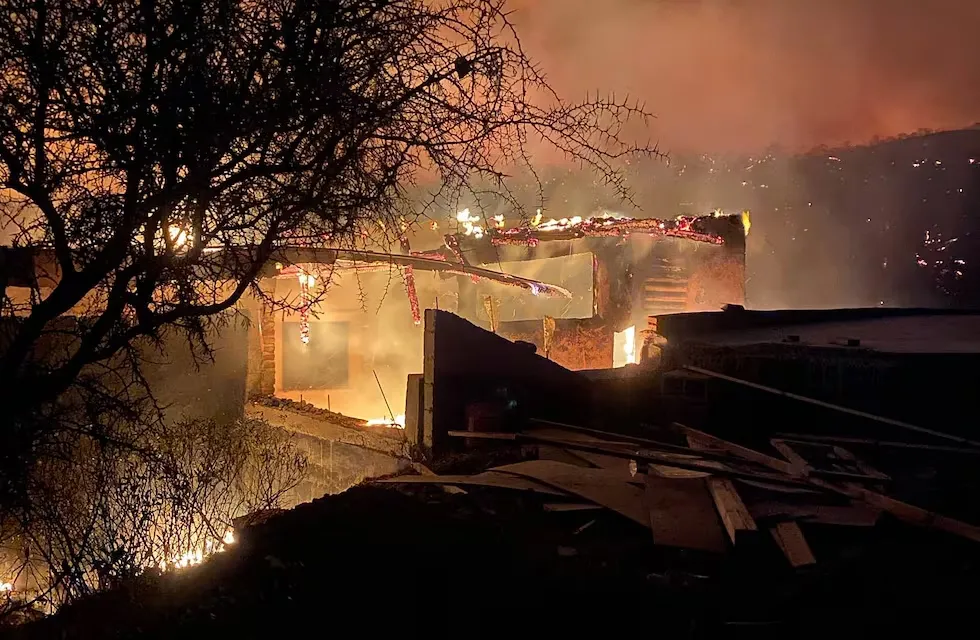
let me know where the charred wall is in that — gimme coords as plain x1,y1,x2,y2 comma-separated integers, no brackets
423,310,596,457
497,317,614,370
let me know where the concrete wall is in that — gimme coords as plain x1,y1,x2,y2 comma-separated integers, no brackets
284,431,410,505
246,401,412,505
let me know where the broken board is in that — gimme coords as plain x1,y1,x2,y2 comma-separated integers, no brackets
644,473,728,553
770,522,816,567
492,460,648,527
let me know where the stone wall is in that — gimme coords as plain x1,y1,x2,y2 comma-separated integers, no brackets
284,431,409,505
246,401,412,504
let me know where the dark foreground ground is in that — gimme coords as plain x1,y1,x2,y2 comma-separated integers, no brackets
7,475,979,639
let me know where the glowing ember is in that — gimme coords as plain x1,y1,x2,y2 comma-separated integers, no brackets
480,212,729,246
297,269,315,344
403,265,421,325
366,415,406,429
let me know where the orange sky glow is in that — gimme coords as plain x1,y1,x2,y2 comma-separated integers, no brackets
509,0,980,154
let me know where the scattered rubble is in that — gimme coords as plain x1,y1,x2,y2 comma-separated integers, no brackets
12,309,980,636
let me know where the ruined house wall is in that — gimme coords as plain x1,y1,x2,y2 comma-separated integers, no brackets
497,318,614,370
247,401,412,505
686,248,746,311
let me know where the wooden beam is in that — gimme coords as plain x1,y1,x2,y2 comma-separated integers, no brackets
769,522,816,567
687,433,759,544
770,440,812,474
706,477,758,544
677,424,804,477
830,445,891,481
644,473,728,553
446,430,817,489
493,460,649,527
771,438,890,482
774,433,980,455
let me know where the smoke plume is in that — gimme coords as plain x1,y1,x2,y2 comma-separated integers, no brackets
510,0,980,154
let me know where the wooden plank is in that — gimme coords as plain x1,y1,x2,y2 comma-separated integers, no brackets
774,432,980,455
527,427,637,476
644,473,728,553
706,478,758,544
411,462,467,494
831,446,890,480
681,425,804,477
735,478,820,495
852,487,980,543
543,503,603,513
648,464,712,479
749,501,881,527
376,471,565,496
770,440,811,473
770,522,816,567
492,460,649,527
450,430,817,489
772,438,890,482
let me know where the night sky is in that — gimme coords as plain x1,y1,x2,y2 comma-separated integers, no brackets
510,0,980,154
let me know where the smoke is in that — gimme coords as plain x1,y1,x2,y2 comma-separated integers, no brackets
509,0,980,154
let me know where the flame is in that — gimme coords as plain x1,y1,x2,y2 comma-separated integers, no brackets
531,209,542,227
0,581,12,593
623,325,636,365
741,210,752,236
158,528,237,573
456,208,484,239
366,414,406,429
613,325,637,368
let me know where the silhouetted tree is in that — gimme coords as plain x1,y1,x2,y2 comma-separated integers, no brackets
0,0,655,610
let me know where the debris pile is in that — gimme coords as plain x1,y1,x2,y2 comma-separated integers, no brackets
377,415,980,628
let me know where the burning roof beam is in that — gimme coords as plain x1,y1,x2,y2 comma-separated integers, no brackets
269,248,571,299
452,212,746,248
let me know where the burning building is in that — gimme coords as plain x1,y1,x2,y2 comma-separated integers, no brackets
245,210,747,421
0,210,747,433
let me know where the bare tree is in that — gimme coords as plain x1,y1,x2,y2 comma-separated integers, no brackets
1,416,306,620
0,0,656,598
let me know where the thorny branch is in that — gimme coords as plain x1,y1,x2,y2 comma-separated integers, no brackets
0,0,659,616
